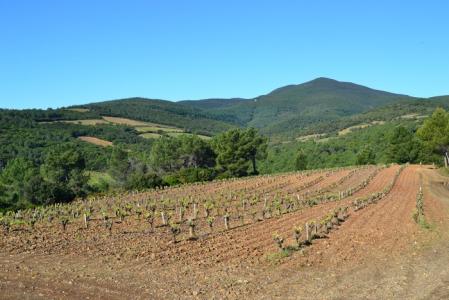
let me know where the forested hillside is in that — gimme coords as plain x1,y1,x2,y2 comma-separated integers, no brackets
73,98,237,135
181,77,411,136
63,78,449,139
294,97,449,138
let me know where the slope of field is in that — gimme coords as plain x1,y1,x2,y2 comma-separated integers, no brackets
77,136,113,147
65,108,90,113
46,119,109,125
1,165,449,299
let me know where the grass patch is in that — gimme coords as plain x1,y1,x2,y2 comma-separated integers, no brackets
40,119,109,125
438,167,449,177
418,217,434,230
295,133,326,142
86,171,116,191
167,132,211,140
338,124,371,136
413,210,434,230
102,116,150,126
265,245,299,264
337,121,385,136
135,126,183,133
65,108,90,113
139,132,162,139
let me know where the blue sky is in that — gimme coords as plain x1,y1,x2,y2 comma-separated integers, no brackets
1,0,449,109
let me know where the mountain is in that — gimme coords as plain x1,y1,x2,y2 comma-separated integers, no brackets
67,77,447,138
179,77,411,135
178,98,248,110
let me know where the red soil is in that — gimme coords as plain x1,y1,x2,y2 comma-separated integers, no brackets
1,165,449,299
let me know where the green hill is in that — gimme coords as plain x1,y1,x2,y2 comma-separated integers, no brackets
71,97,237,136
179,77,411,136
5,77,449,142
296,97,449,138
34,78,449,140
61,78,449,140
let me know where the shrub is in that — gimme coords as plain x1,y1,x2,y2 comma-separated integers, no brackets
293,226,302,247
169,222,181,243
272,232,284,251
176,168,216,184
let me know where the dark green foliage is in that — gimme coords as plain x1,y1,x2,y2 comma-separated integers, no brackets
417,108,449,157
175,167,216,184
356,147,376,165
0,144,89,211
41,144,86,183
150,137,183,172
150,135,216,172
81,98,236,135
40,144,90,202
188,78,410,137
387,126,423,164
124,171,164,190
296,98,443,138
212,128,268,177
178,135,216,169
0,158,35,210
108,146,131,183
294,150,307,171
259,120,434,174
0,109,144,171
108,146,165,190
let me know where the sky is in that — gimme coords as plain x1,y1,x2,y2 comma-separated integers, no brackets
1,0,449,109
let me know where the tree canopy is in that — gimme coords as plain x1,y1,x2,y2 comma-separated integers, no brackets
417,108,449,156
212,128,268,177
386,126,423,164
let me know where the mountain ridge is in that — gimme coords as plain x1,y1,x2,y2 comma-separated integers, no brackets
59,77,446,137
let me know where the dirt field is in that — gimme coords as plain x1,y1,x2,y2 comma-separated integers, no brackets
65,108,91,113
1,165,448,299
77,136,113,147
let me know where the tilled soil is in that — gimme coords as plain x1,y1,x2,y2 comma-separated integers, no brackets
1,165,449,299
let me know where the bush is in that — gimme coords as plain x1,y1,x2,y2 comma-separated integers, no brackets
163,174,181,186
176,168,216,184
125,172,165,190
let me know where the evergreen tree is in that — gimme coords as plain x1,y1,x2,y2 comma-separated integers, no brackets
212,128,267,177
417,108,449,165
41,143,89,201
356,146,376,165
295,150,307,170
149,137,181,172
387,126,422,163
108,146,132,183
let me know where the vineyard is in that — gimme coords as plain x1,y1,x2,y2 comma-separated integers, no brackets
1,164,449,299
